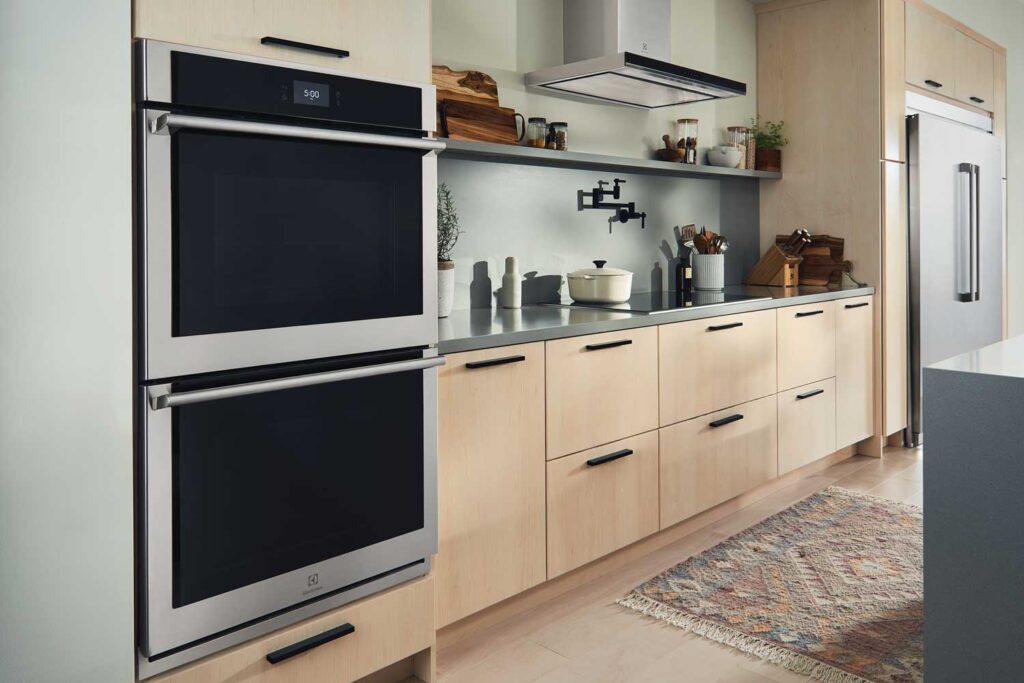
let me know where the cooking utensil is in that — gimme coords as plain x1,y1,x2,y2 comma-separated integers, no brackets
712,235,729,254
566,260,633,303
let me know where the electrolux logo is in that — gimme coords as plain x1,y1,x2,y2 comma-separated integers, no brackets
303,572,323,597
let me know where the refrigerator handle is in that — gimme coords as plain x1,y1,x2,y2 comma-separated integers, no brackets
973,164,981,301
957,163,976,302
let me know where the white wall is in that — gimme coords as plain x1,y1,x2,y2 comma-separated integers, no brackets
0,1,134,681
920,0,1024,335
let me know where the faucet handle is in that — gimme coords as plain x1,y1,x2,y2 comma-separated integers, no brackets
597,180,609,188
613,178,626,185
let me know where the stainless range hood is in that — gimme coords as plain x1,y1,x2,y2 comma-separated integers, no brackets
525,0,746,109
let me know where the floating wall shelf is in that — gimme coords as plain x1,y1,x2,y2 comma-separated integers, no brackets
439,139,782,181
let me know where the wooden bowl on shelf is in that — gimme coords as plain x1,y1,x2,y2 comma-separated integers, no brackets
655,134,684,162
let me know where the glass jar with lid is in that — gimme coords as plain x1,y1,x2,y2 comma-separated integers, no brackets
546,122,568,151
676,118,698,164
727,126,748,168
526,117,547,148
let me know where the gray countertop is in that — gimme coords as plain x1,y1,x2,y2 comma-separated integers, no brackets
438,283,875,353
928,334,1024,379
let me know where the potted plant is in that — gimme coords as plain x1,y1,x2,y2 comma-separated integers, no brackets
437,182,462,318
750,118,788,172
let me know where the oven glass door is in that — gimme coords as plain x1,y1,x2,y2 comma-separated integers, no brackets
142,350,440,656
142,112,440,379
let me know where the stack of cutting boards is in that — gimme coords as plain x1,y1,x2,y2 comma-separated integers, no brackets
433,65,521,145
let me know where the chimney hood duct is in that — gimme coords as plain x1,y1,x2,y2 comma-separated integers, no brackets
525,0,746,109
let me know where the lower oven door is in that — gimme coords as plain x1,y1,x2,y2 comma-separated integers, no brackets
139,349,441,658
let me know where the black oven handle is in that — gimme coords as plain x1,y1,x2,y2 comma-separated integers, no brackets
148,355,445,410
149,113,447,153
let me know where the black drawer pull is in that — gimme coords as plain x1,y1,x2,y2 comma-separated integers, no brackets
709,414,744,428
708,322,743,332
795,310,824,318
970,96,985,104
844,302,869,309
586,448,634,467
465,355,526,370
261,36,351,58
796,388,825,400
585,339,633,351
266,623,355,664
924,79,943,88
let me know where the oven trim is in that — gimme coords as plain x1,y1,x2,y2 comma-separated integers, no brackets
138,349,440,660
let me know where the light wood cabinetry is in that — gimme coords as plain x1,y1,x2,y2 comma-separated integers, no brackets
882,161,908,436
133,0,432,84
546,431,659,578
545,328,658,459
837,296,875,448
152,577,434,683
436,344,546,629
776,302,836,392
659,395,778,529
905,2,957,95
954,31,995,112
659,310,776,425
778,378,837,475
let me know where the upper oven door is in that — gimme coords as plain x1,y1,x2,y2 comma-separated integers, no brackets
140,109,442,380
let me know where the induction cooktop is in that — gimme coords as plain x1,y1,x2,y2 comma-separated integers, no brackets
543,291,771,315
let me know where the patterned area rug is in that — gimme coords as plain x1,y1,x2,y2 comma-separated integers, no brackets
619,487,922,683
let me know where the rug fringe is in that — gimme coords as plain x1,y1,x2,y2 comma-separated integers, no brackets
617,592,875,683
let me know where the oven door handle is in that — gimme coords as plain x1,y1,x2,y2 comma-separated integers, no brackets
149,113,447,153
148,355,446,410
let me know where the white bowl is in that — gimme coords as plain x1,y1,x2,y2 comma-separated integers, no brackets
706,146,743,168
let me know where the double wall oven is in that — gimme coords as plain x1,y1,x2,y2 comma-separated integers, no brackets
135,40,443,676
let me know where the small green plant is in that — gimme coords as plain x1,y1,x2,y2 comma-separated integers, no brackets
749,118,788,149
437,182,462,262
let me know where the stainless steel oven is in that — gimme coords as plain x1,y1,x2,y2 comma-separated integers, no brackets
137,40,442,380
135,41,444,677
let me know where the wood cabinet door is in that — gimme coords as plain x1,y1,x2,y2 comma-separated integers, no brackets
546,432,659,578
546,327,659,459
436,344,546,628
954,31,995,112
778,378,837,475
659,310,777,426
837,296,875,448
134,0,431,83
659,395,778,529
905,3,957,95
777,302,836,391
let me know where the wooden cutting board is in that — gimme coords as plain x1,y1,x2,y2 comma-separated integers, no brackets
432,65,500,106
438,99,521,145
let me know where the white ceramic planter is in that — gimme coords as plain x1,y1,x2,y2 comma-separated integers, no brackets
438,262,455,318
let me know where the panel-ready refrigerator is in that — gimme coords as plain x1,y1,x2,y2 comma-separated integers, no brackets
907,111,1003,446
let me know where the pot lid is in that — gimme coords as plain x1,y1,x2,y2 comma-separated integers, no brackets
568,260,633,277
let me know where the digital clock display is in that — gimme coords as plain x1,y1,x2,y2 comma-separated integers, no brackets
293,80,329,107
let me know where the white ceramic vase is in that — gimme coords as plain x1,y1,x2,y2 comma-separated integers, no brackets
438,261,455,318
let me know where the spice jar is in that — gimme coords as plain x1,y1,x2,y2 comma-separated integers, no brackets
727,126,748,168
676,118,698,165
745,129,756,173
546,121,568,151
526,117,547,148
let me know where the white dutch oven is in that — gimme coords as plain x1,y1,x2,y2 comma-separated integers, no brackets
567,260,633,303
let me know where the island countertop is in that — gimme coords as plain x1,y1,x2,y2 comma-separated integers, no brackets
438,283,874,354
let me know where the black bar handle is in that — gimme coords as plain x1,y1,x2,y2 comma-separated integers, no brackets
709,414,744,428
970,96,985,104
844,302,869,309
585,339,633,351
261,36,350,58
465,355,526,370
795,310,824,318
924,79,943,88
266,623,355,664
707,322,743,332
796,388,825,400
586,448,634,467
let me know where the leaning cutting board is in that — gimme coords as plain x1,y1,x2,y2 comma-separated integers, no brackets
432,65,500,106
438,100,521,145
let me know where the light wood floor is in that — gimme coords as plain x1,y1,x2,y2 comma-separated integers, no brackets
437,447,922,683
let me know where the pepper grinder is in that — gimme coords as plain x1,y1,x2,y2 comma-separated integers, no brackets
501,256,522,309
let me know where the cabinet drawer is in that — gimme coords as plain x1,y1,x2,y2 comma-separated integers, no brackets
546,327,658,459
905,2,957,95
152,576,433,683
437,344,546,628
778,379,837,475
777,302,836,391
546,432,659,578
836,296,874,448
954,31,995,112
660,310,776,425
134,0,431,84
660,395,778,528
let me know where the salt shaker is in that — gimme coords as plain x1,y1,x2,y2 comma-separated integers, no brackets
501,256,522,309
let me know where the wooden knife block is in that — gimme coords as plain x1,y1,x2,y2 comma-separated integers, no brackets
745,245,801,287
